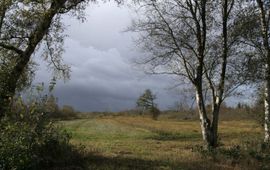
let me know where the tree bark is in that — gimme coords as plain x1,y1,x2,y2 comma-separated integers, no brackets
256,0,270,142
207,0,230,147
264,61,270,142
195,86,213,147
196,95,221,147
0,54,32,116
211,102,221,147
193,0,218,148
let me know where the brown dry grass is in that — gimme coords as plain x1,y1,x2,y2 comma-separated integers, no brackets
60,115,263,170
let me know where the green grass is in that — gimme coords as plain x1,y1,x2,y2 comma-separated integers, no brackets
59,116,263,170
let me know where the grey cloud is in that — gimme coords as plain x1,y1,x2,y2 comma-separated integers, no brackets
64,2,134,54
33,2,180,112
34,38,178,112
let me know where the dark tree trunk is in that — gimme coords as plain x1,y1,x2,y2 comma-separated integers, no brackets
0,55,31,117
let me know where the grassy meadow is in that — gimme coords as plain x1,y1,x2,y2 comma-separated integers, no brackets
59,114,264,170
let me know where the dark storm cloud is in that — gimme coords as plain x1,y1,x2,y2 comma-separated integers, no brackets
33,2,180,112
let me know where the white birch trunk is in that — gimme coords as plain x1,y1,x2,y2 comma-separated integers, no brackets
264,63,270,142
256,0,270,142
195,90,211,143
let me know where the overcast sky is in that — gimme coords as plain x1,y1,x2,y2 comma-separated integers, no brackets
33,2,183,112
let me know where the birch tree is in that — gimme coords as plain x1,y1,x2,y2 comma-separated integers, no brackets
237,0,270,142
130,0,251,147
254,0,270,142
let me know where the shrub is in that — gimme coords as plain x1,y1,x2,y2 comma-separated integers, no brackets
193,139,270,169
0,94,86,169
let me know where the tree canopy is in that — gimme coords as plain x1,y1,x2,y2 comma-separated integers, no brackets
0,0,91,117
137,89,156,110
130,0,259,147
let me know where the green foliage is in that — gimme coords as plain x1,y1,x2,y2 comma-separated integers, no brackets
136,89,156,109
48,104,78,120
136,89,160,119
45,94,59,114
0,91,86,169
24,85,78,120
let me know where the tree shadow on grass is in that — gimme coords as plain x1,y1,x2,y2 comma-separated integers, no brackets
87,154,166,170
146,130,201,141
84,152,226,170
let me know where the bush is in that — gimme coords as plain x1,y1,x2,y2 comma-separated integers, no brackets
0,95,86,169
193,140,270,169
245,140,270,170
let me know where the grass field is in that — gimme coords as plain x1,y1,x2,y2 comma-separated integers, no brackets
59,116,264,170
